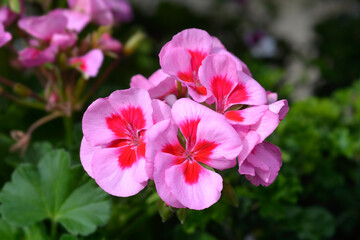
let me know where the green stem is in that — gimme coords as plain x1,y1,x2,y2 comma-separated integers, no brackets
51,220,57,240
63,116,73,149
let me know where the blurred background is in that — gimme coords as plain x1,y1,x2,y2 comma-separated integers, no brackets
1,0,360,239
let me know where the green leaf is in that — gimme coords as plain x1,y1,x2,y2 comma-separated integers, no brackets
0,149,111,236
0,218,19,240
60,234,78,240
23,223,50,240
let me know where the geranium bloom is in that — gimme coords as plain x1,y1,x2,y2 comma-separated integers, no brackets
146,99,242,209
18,45,57,67
199,54,267,124
81,88,170,196
0,23,11,47
68,0,133,25
69,49,104,78
159,28,225,102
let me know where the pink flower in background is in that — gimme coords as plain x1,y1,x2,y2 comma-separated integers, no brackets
18,45,57,67
69,49,104,78
0,23,11,47
50,32,78,50
98,33,122,52
81,89,170,196
146,99,242,209
130,69,179,100
0,1,25,26
68,0,133,25
199,54,267,124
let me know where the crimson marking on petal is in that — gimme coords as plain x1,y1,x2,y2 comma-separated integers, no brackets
182,161,203,184
191,85,207,96
107,139,128,148
227,84,248,107
117,145,137,169
188,49,207,72
71,59,87,71
136,139,146,158
192,140,219,164
210,75,234,112
177,70,193,83
224,111,244,122
106,106,146,139
31,49,40,59
162,142,185,156
179,119,200,149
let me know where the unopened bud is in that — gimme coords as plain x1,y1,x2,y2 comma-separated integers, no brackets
123,31,145,56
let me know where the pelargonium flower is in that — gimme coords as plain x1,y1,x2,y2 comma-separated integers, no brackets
49,9,90,33
199,54,267,124
130,69,180,100
69,49,104,78
98,33,122,53
0,23,11,47
81,88,171,196
68,0,133,25
146,99,242,210
18,45,57,67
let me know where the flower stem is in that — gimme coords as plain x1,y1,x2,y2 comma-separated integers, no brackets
51,220,57,240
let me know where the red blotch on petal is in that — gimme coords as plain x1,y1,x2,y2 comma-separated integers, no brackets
192,140,219,164
177,70,193,83
162,142,185,156
71,59,87,71
117,145,137,169
136,139,146,158
107,139,128,148
106,106,146,139
224,111,244,122
188,50,207,72
191,85,207,96
227,84,249,106
210,75,234,112
182,161,203,184
180,119,200,149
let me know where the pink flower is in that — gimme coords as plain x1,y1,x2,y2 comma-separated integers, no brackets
68,0,133,25
146,99,242,209
81,88,170,196
18,45,57,67
159,28,227,102
0,23,11,47
240,140,282,186
69,49,104,78
98,33,122,52
130,69,179,100
198,54,267,124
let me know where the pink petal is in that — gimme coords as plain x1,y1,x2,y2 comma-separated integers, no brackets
236,131,259,165
250,110,280,142
160,47,193,84
69,49,104,77
18,14,67,41
80,137,101,178
82,97,119,146
92,147,148,197
98,33,122,52
151,99,171,124
227,72,267,107
153,152,185,208
165,161,223,210
49,9,90,32
198,54,238,112
130,74,152,90
51,32,77,50
224,105,268,125
269,99,289,121
18,45,57,67
0,23,11,47
242,142,282,187
105,0,133,23
163,28,213,56
108,88,153,131
145,119,179,180
266,91,278,104
193,116,241,170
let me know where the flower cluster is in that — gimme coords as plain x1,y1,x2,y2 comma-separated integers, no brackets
81,28,289,210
